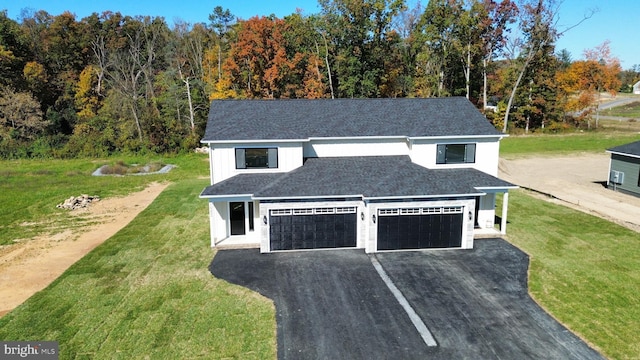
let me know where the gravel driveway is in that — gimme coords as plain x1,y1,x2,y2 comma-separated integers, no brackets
499,153,640,232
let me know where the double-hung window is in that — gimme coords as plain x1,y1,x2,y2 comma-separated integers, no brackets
436,144,476,164
235,148,278,169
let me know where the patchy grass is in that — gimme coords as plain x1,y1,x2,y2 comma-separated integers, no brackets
500,191,640,359
0,179,276,359
0,154,206,246
500,132,640,158
603,101,640,118
598,118,640,133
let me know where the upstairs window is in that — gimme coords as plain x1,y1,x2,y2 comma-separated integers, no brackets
236,148,278,169
436,144,476,164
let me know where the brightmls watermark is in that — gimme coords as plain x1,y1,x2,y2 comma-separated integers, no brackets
1,341,58,359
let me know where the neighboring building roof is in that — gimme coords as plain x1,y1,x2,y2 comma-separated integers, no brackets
202,97,502,142
200,156,516,200
607,140,640,159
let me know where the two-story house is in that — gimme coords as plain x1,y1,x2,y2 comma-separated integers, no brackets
200,98,516,253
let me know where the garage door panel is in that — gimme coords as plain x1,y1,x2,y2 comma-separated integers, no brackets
407,216,422,249
377,216,399,250
269,210,357,251
450,214,463,247
377,208,464,251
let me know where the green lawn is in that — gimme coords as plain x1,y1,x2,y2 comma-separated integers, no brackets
501,191,640,359
1,132,639,359
0,169,276,359
500,132,640,157
0,155,206,245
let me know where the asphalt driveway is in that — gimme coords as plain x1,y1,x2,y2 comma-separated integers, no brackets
209,239,604,360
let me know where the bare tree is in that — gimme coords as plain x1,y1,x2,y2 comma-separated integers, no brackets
105,17,164,142
502,0,594,132
91,35,107,96
173,21,200,134
316,31,335,99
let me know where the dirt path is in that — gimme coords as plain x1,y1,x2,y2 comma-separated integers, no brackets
500,153,640,233
0,182,169,317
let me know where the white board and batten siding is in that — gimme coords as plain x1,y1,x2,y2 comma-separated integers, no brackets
410,137,501,176
304,138,410,158
210,202,227,245
209,200,261,246
476,193,497,229
208,136,503,185
209,142,304,184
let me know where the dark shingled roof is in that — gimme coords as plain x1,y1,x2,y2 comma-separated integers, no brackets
607,140,640,157
200,156,515,200
200,173,283,197
202,97,502,142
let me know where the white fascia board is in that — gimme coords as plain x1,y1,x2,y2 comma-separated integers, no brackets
199,193,254,201
410,134,506,141
202,134,507,144
307,136,408,141
475,186,519,192
606,150,640,159
201,139,305,145
253,194,364,201
205,136,409,144
364,192,485,201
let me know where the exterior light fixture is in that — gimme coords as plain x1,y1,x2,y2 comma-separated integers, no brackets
263,215,268,225
468,211,473,221
361,212,365,221
372,214,376,223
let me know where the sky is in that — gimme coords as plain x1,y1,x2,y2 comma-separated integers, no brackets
2,0,638,68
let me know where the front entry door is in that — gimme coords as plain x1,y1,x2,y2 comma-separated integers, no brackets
230,202,246,235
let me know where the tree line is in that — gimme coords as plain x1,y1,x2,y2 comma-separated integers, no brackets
0,0,637,158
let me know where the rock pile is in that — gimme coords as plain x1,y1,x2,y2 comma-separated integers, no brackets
57,195,100,210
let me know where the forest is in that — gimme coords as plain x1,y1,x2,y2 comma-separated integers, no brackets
0,0,638,158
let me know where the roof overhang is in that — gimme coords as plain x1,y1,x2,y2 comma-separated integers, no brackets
364,192,485,201
475,185,519,192
411,134,507,141
201,139,305,145
200,156,517,204
201,134,508,145
606,150,640,160
253,194,363,201
199,192,254,201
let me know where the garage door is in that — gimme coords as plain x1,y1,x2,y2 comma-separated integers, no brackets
377,207,463,250
269,207,357,251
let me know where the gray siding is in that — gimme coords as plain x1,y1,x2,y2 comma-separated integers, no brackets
609,154,640,196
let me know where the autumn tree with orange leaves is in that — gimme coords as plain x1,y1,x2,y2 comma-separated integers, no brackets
556,41,621,127
222,16,325,99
